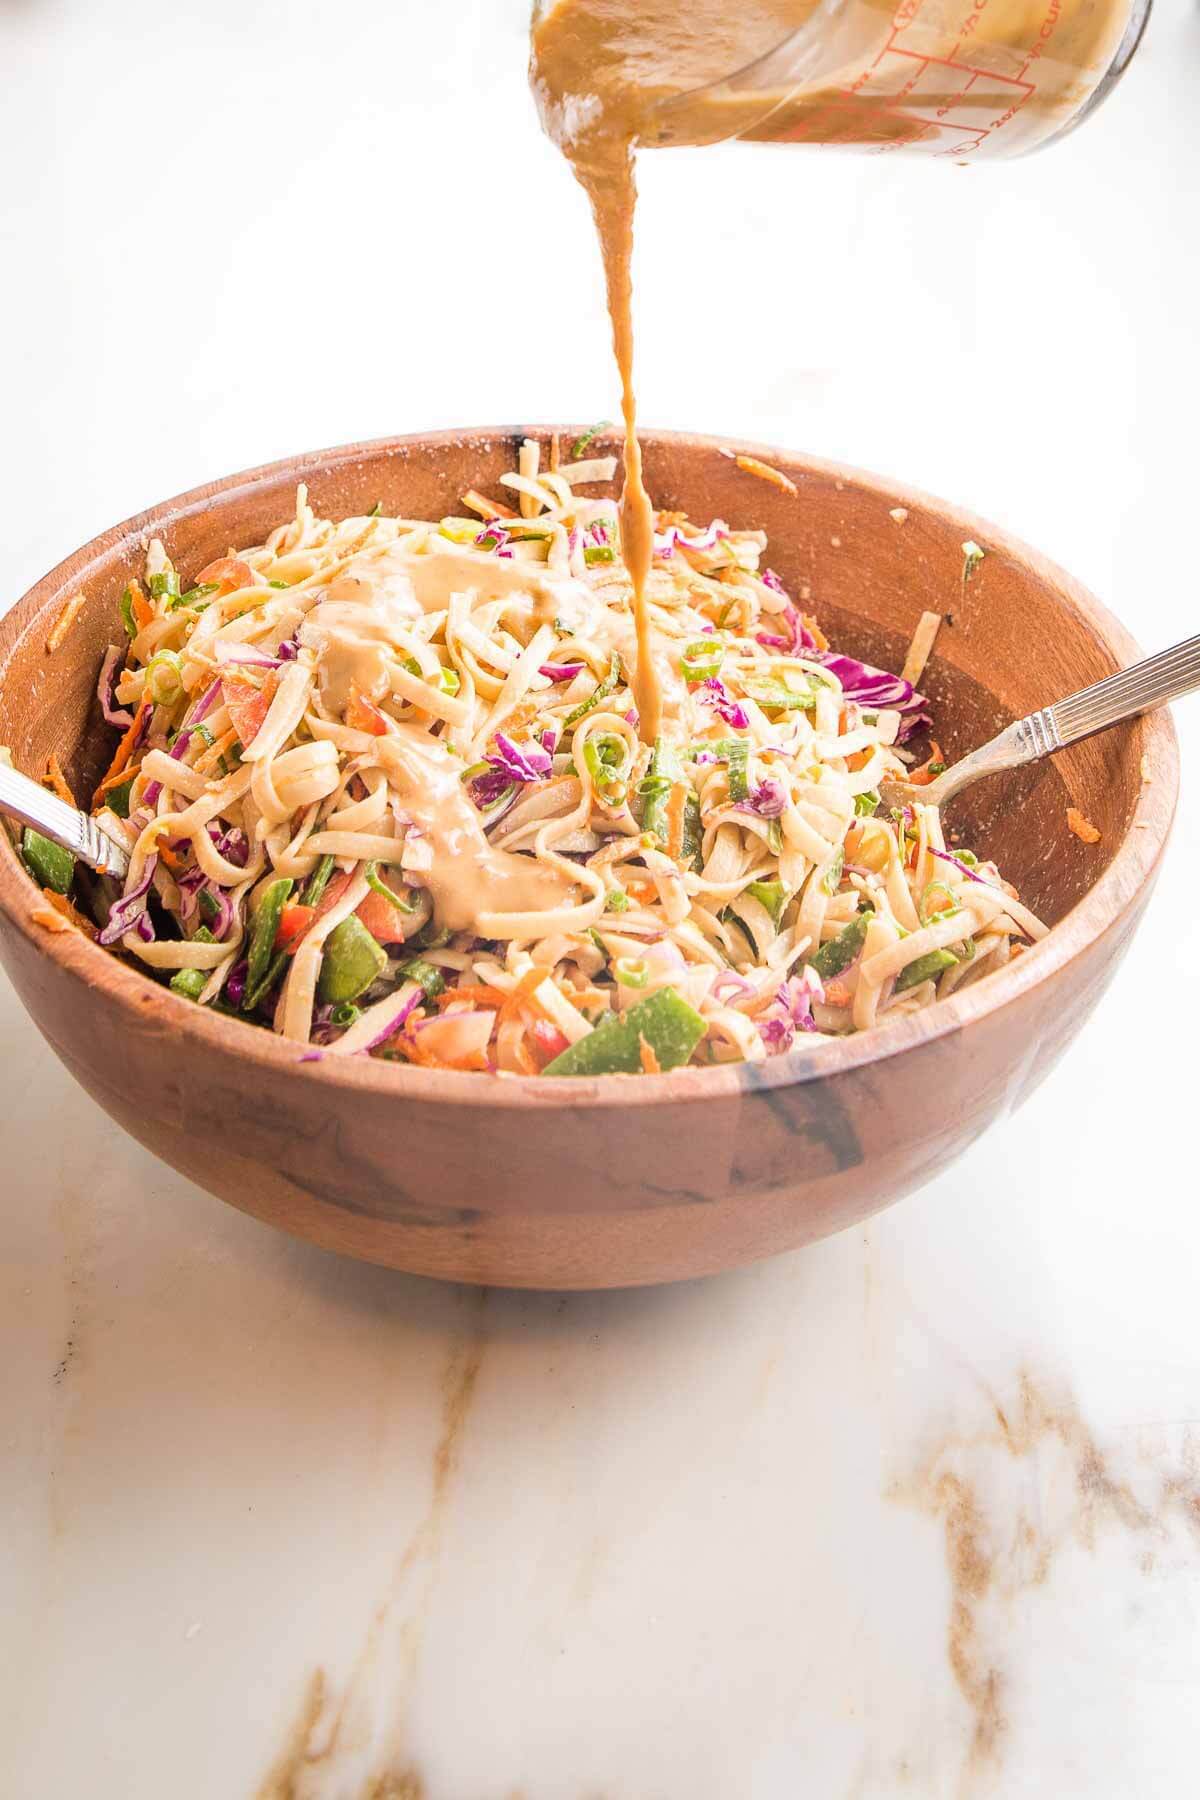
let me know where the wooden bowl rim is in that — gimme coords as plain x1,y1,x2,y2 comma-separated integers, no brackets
0,425,1178,1112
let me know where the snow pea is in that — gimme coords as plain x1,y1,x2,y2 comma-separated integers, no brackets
317,915,387,1005
22,828,75,895
809,910,873,980
543,987,705,1077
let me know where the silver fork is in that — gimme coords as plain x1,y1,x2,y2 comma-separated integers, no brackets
879,633,1200,812
0,762,130,880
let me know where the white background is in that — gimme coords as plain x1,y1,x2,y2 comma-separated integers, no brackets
2,2,1198,1795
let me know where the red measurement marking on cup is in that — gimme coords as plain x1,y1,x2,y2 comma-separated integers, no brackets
769,0,1057,159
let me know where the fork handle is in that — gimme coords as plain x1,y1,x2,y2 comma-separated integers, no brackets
0,763,130,880
929,631,1200,806
1027,632,1200,755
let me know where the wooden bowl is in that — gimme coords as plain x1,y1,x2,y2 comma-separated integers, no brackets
0,430,1177,1287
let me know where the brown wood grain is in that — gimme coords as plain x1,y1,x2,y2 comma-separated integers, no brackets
0,430,1178,1287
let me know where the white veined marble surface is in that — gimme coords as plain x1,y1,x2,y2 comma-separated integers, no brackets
1,1,1198,1794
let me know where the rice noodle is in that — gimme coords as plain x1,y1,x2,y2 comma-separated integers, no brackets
77,446,1044,1067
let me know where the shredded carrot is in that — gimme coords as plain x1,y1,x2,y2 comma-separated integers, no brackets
95,698,149,798
498,966,551,1026
436,985,505,1011
823,979,853,1008
399,1033,440,1068
404,1032,490,1073
1067,807,1101,845
461,488,517,521
626,878,657,904
906,741,945,787
638,1035,662,1075
663,781,688,860
566,984,608,1012
125,579,154,632
802,613,829,652
731,453,799,497
846,748,873,773
43,753,75,806
159,842,188,874
194,556,255,596
193,726,240,776
46,592,85,654
30,902,73,935
93,757,142,801
37,887,97,938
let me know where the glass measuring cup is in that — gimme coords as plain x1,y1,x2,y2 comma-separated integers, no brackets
638,0,1153,160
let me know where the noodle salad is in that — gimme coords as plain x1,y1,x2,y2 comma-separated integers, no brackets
30,436,1047,1075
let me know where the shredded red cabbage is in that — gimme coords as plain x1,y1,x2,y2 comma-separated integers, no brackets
214,642,281,669
208,823,249,867
756,606,817,656
191,679,222,724
203,886,234,939
176,865,207,899
711,970,755,1004
759,1014,795,1052
929,847,985,884
761,568,787,596
759,972,822,1052
225,958,248,1007
735,777,787,819
96,645,134,729
467,769,519,813
489,733,553,783
539,662,585,682
98,855,158,946
816,652,930,741
697,678,749,730
475,523,514,559
357,983,425,1054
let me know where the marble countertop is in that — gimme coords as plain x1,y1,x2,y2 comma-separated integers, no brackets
2,1,1199,1793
